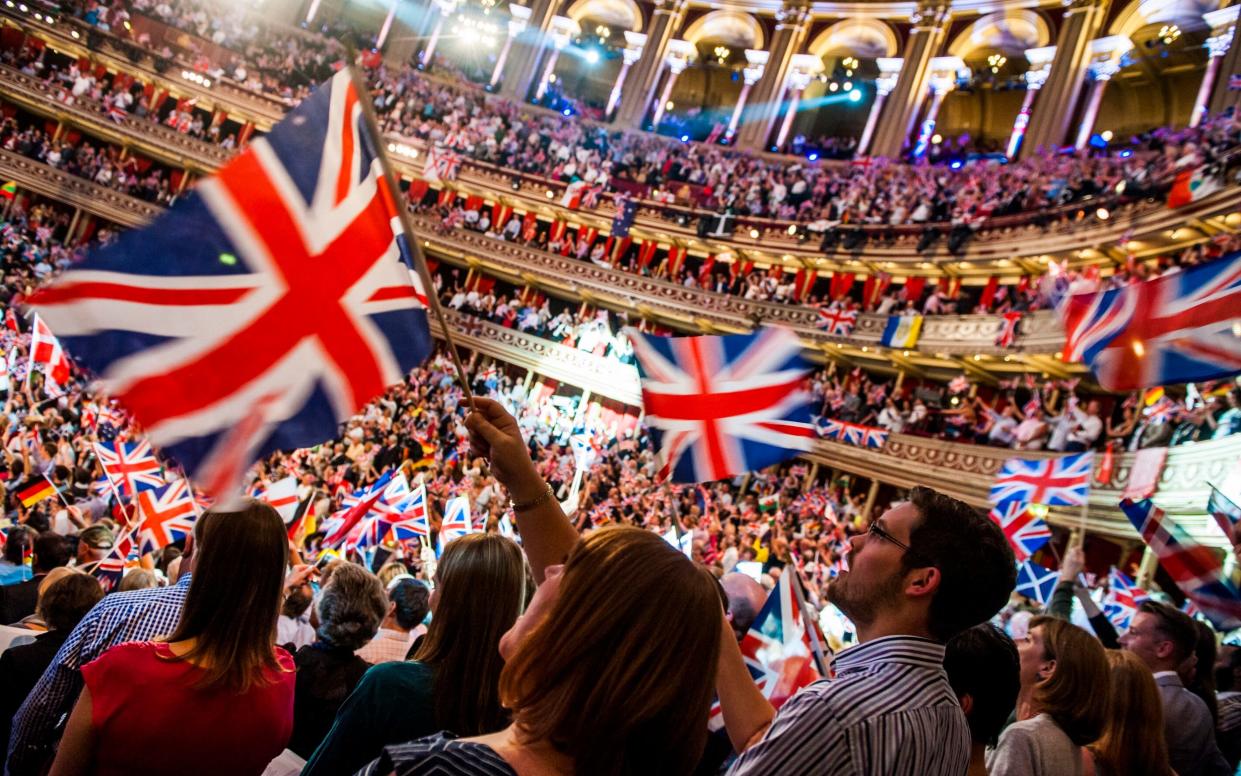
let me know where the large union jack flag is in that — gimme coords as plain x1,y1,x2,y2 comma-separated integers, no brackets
31,70,433,496
95,440,164,499
136,479,198,556
1062,251,1241,391
989,453,1093,508
1121,498,1241,626
988,500,1052,562
627,327,816,483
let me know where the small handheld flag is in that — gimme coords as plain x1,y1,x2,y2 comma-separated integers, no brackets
18,476,57,508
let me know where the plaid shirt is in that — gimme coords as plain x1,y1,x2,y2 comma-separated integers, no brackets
6,574,192,775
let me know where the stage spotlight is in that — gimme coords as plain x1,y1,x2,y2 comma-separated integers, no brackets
585,49,600,65
848,90,862,103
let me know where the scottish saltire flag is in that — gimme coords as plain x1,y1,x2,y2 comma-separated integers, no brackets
989,453,1093,508
880,314,922,348
627,327,816,483
31,69,433,497
135,479,198,556
988,501,1052,562
1208,486,1241,539
1121,498,1241,624
1104,568,1147,630
95,440,164,498
258,476,300,523
437,495,473,555
1061,251,1241,391
708,570,824,731
817,418,888,449
1016,561,1059,605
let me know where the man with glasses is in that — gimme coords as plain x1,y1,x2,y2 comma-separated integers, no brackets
1120,601,1230,776
715,486,1016,775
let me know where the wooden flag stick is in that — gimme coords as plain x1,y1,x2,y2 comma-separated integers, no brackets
343,63,474,406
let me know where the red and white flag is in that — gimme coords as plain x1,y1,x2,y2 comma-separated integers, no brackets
29,314,71,388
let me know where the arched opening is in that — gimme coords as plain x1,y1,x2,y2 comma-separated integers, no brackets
544,0,646,116
656,11,765,139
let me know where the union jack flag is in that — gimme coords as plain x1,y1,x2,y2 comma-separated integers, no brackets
1061,251,1241,391
989,453,1093,508
1015,561,1058,605
995,311,1023,348
708,570,824,731
989,500,1052,562
817,418,889,449
1121,498,1241,625
1142,397,1180,425
323,472,393,549
815,306,857,336
423,146,461,183
91,530,136,593
136,479,198,556
350,473,412,551
390,484,429,541
437,495,473,555
1209,485,1241,539
95,440,164,499
1104,567,1148,630
627,327,817,483
31,70,433,498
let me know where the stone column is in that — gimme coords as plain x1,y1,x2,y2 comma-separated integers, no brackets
489,6,531,89
1192,8,1237,126
773,53,823,149
533,16,580,101
733,0,812,150
726,50,768,140
498,0,558,100
1208,6,1241,117
613,0,690,127
1005,46,1054,158
867,0,951,160
418,0,458,69
1019,0,1111,159
1072,37,1131,150
605,31,647,117
650,40,695,127
910,57,963,158
855,56,902,156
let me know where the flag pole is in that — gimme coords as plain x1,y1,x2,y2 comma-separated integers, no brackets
342,62,474,405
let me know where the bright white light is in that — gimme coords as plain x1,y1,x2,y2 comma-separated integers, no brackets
584,50,599,65
848,90,862,103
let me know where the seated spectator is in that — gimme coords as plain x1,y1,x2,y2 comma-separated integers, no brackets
304,534,526,776
0,532,70,625
116,569,158,593
277,575,315,653
46,502,296,775
1091,649,1175,776
0,528,33,586
0,572,101,757
355,577,430,664
288,562,386,759
360,527,722,776
988,617,1109,776
945,624,1021,776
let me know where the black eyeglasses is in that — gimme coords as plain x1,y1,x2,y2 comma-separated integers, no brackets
868,521,913,553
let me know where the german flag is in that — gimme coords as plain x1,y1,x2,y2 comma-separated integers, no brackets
18,476,57,507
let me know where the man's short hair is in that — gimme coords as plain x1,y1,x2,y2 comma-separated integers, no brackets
906,486,1016,642
389,578,430,631
78,525,114,551
1139,600,1198,663
33,532,70,572
944,624,1020,746
39,572,103,631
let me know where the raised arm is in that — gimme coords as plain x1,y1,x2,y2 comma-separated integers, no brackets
465,397,578,584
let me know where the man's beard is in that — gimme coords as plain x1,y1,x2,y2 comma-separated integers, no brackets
826,563,905,628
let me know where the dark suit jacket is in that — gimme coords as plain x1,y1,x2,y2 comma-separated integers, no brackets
1156,672,1231,776
0,629,69,757
0,576,43,626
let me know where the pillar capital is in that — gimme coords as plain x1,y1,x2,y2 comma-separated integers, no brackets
927,55,965,94
1208,29,1235,59
1023,45,1055,90
786,53,822,91
1087,35,1131,81
875,57,903,96
547,15,580,50
507,4,531,36
742,49,768,85
664,38,696,74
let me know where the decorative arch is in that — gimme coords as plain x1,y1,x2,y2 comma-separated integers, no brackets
681,11,765,50
1108,0,1222,38
564,0,643,33
946,9,1051,58
806,18,899,59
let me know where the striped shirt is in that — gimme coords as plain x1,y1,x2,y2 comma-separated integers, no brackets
358,732,517,776
6,574,192,775
728,635,971,776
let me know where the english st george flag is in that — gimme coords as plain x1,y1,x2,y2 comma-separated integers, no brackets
30,70,434,494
